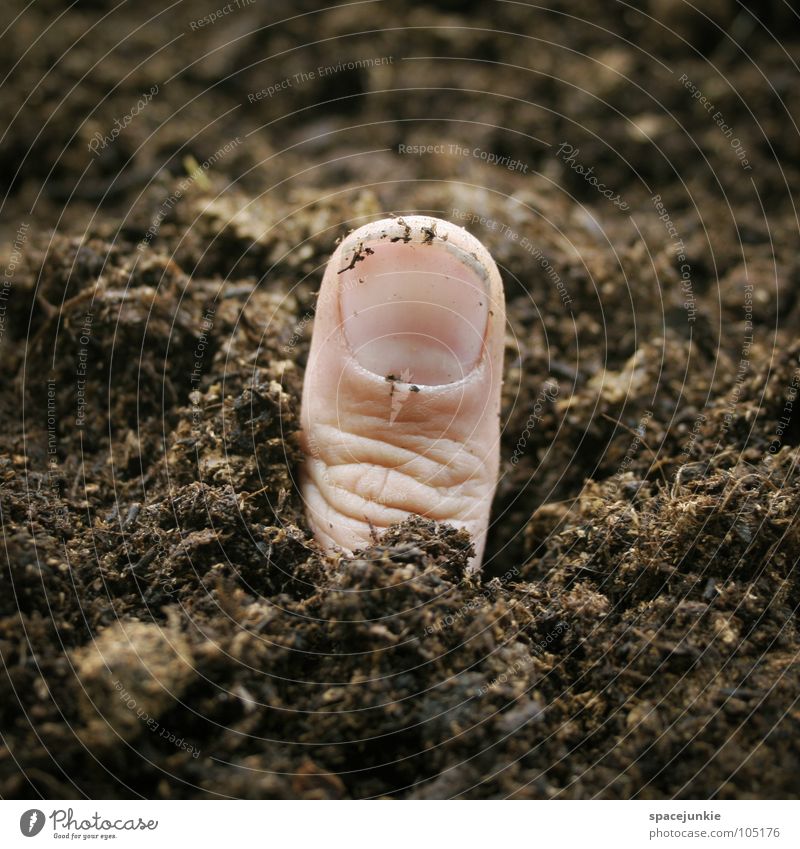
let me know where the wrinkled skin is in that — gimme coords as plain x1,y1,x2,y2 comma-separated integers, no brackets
300,216,506,571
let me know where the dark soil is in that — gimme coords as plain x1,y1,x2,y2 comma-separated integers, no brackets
1,0,799,799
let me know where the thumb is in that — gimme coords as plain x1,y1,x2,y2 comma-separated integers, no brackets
299,215,505,571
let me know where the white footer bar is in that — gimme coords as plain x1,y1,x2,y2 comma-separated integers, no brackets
1,799,796,848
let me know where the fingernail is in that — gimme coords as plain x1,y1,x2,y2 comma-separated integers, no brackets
338,220,490,385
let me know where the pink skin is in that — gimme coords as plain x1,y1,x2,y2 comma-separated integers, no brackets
299,215,505,571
